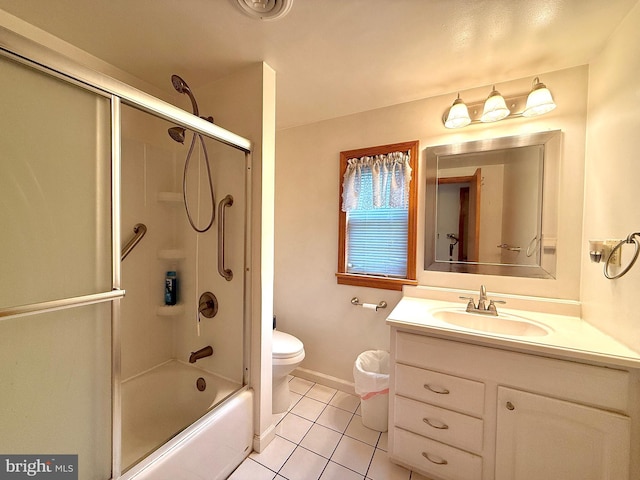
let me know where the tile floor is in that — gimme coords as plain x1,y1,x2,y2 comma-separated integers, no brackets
228,376,431,480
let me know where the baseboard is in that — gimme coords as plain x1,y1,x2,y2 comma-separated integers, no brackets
293,367,356,396
253,423,276,453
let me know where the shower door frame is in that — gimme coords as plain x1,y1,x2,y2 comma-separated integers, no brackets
0,27,254,480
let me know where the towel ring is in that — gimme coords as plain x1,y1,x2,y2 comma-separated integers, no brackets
526,235,540,257
604,233,640,279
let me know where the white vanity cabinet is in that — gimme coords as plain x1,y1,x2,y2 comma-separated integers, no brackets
388,329,637,480
495,387,630,480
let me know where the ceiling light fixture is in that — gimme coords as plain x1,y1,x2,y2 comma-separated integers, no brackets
443,77,556,129
232,0,293,21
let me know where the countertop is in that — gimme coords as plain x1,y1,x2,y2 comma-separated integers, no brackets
386,296,640,369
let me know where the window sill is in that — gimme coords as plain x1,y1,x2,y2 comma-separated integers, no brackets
336,273,418,291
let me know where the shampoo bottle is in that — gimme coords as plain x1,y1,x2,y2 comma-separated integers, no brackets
164,271,177,305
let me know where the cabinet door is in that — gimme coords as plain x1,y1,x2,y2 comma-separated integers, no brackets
495,387,630,480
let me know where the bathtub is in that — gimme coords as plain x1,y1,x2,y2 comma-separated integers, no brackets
120,360,252,480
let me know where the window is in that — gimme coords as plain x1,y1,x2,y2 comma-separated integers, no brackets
337,141,419,290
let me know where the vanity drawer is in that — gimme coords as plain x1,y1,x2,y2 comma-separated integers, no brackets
393,427,482,480
394,395,483,453
395,331,630,412
395,363,485,417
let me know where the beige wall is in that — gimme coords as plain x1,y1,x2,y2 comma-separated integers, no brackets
198,62,277,449
275,65,589,383
582,2,640,351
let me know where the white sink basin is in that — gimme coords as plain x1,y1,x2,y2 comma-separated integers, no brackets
431,308,552,337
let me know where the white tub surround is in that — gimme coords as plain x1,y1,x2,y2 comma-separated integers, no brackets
121,388,253,480
121,360,243,468
386,289,640,480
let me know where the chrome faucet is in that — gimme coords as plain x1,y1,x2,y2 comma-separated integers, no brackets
189,345,213,363
477,285,488,310
460,285,505,316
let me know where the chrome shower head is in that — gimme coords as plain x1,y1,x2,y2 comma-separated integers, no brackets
168,126,186,144
171,74,190,94
170,74,199,116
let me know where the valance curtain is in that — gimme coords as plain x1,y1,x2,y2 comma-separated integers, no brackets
341,151,412,212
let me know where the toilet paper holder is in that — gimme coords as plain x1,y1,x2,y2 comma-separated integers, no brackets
351,297,387,310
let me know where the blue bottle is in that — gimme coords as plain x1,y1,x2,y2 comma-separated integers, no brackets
165,271,177,305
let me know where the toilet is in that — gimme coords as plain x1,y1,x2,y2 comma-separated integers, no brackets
272,330,305,413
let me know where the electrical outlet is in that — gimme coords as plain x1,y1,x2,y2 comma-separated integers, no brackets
604,239,624,266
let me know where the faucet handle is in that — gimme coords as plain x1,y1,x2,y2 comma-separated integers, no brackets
459,296,476,312
487,299,506,315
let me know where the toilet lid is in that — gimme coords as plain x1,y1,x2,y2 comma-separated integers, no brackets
272,330,304,359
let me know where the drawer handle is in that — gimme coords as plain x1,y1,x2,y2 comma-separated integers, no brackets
424,383,450,395
422,452,448,465
423,417,449,430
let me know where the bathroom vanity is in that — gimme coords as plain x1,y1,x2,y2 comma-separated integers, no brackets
386,290,640,480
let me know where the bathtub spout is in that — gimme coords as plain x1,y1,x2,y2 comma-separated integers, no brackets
189,346,213,363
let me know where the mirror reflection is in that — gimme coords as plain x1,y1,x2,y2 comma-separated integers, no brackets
424,130,561,279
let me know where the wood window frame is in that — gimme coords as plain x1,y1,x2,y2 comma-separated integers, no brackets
336,140,419,291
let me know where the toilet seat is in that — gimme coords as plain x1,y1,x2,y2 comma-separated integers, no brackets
272,330,304,360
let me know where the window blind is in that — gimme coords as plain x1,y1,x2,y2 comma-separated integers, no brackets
346,207,408,277
342,153,410,278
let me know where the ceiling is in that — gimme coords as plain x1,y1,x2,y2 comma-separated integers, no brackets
0,0,636,129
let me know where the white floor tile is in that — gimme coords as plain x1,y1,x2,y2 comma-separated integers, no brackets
272,411,286,426
279,446,328,480
228,458,276,480
329,391,361,413
288,391,303,410
300,423,342,459
320,461,365,480
331,435,375,475
316,404,354,433
289,377,315,395
275,412,314,444
367,448,411,480
306,383,338,403
408,471,432,480
345,414,381,446
291,396,327,422
377,431,388,452
249,435,296,472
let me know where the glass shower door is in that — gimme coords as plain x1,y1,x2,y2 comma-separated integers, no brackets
0,54,114,479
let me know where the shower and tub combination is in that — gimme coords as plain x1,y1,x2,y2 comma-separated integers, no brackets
1,34,254,480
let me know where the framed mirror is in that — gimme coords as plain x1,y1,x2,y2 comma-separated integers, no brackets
424,130,562,278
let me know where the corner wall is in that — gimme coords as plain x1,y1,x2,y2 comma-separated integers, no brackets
198,62,278,451
582,2,640,350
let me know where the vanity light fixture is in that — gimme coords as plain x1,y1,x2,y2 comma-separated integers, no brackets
444,93,471,128
481,86,510,123
443,77,556,129
522,77,556,117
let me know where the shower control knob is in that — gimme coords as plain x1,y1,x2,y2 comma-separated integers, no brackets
198,292,218,318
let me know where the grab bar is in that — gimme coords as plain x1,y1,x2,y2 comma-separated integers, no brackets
217,195,234,281
121,223,147,261
497,243,521,252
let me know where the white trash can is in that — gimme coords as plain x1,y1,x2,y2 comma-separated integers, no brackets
353,350,390,432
